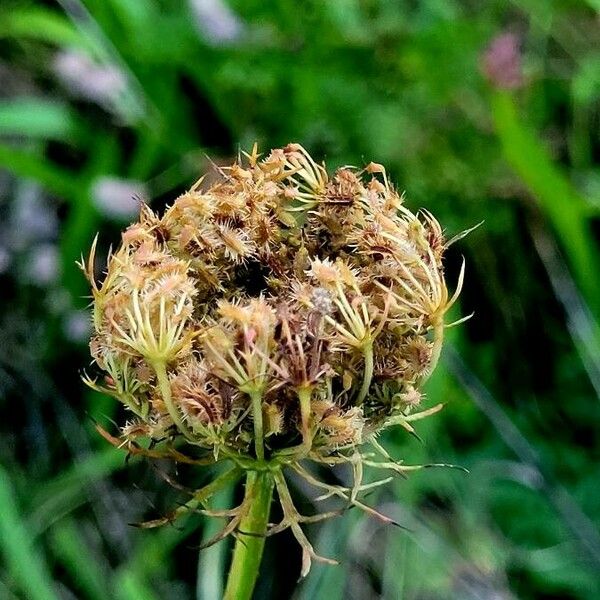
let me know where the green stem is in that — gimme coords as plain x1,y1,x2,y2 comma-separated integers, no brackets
152,360,195,442
356,342,374,405
422,319,444,384
249,390,264,460
297,386,312,443
223,470,274,600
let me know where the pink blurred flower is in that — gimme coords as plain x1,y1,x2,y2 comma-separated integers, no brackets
482,33,524,90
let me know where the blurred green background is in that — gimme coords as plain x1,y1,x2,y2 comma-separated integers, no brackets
1,1,599,598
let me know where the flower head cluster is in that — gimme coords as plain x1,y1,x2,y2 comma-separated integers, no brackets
82,144,466,574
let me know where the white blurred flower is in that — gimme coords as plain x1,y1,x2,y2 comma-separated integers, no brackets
189,0,245,45
64,310,92,343
53,50,126,108
92,177,148,220
26,243,59,285
11,185,58,250
0,246,10,274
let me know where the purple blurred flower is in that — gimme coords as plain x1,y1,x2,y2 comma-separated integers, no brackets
11,186,58,250
53,51,126,108
189,0,245,45
26,243,59,285
0,246,10,274
482,33,524,90
64,310,92,343
92,177,148,220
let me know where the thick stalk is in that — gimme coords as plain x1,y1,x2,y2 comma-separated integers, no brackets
223,470,274,600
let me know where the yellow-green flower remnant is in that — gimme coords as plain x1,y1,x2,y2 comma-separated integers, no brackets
82,144,465,576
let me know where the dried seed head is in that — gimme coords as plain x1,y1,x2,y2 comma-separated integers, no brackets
83,143,468,574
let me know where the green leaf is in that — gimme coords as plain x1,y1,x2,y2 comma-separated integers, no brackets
0,99,77,141
0,8,88,48
0,466,60,600
49,519,108,600
0,142,79,201
29,448,125,535
113,570,160,600
490,90,600,309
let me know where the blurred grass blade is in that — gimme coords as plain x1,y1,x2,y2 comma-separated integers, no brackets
0,99,78,141
0,143,79,201
49,518,108,600
445,349,600,568
382,529,408,599
530,220,600,398
122,502,206,585
490,90,600,308
59,133,120,301
0,7,88,48
113,570,159,600
56,0,151,124
0,466,60,600
296,512,358,600
196,485,232,600
29,448,125,534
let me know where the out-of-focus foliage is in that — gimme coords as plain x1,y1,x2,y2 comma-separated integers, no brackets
0,1,599,598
